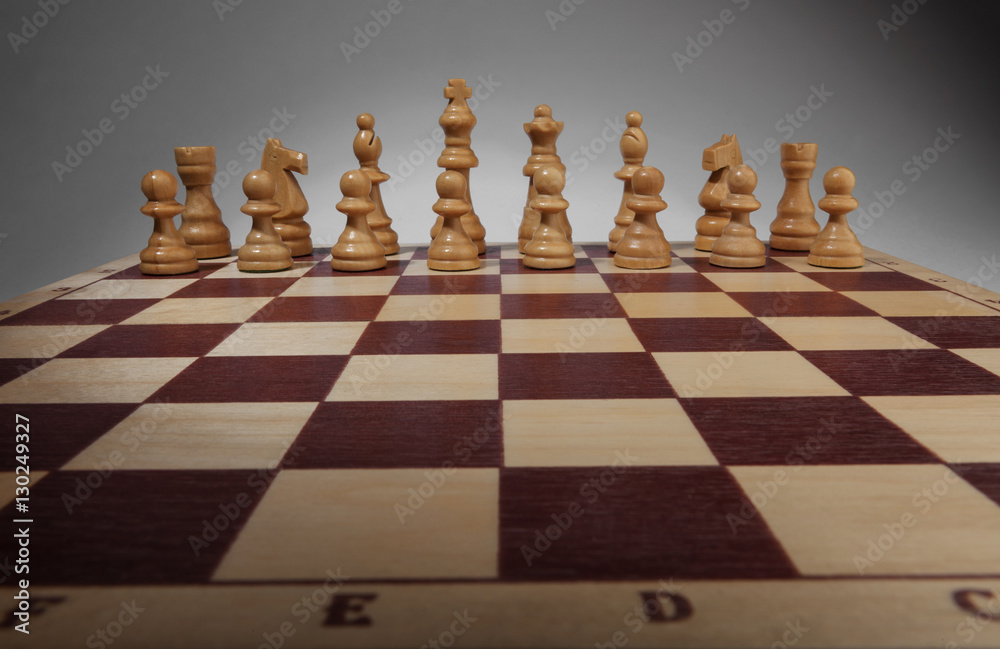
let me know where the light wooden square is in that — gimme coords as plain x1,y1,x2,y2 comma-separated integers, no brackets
121,298,273,325
328,353,498,401
375,294,500,321
653,351,850,398
762,317,939,351
206,260,316,279
501,318,644,354
0,325,109,358
280,276,400,297
863,395,1000,463
206,322,367,356
62,402,317,470
842,291,1000,317
503,399,718,467
951,348,1000,377
500,274,610,294
403,259,501,276
729,464,1000,576
670,244,711,257
772,256,890,273
705,273,831,293
0,357,195,403
617,292,753,318
213,468,499,580
590,257,696,274
58,279,196,300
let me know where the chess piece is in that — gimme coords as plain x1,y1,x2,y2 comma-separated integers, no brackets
518,104,568,252
608,111,648,252
709,165,766,268
331,169,386,272
174,146,231,259
614,166,671,269
428,171,480,271
524,166,575,270
770,142,820,250
354,113,400,255
695,134,743,251
261,138,312,256
138,170,199,276
809,166,865,268
237,170,293,273
431,79,487,254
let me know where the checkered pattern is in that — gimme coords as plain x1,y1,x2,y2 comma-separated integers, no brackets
2,243,1000,593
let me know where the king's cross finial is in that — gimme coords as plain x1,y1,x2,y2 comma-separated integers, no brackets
444,78,472,104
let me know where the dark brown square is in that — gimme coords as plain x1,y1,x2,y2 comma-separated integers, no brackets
681,397,939,465
58,324,240,358
801,349,1000,396
800,272,943,292
151,355,348,402
678,257,795,273
501,294,625,319
579,244,616,258
886,317,1000,348
499,466,798,580
104,263,228,281
499,353,674,400
0,299,160,326
0,357,48,386
251,296,387,322
499,259,598,274
728,292,878,317
294,246,332,262
391,275,500,295
169,278,298,299
629,318,793,352
304,257,408,277
0,403,140,470
2,469,268,584
952,463,1000,507
353,321,500,355
600,272,723,293
291,400,502,468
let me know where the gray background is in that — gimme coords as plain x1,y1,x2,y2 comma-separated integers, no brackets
1,0,998,304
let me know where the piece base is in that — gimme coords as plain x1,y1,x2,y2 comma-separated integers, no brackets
613,254,672,270
693,234,718,252
427,258,481,272
807,254,865,269
769,235,816,251
709,253,766,268
139,260,199,276
523,257,576,270
331,258,387,272
236,260,293,273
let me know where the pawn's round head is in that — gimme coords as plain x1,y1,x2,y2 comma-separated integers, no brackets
356,113,375,130
823,166,856,195
140,169,178,201
632,166,664,196
727,164,758,194
435,170,467,199
532,165,565,195
242,169,276,200
626,111,642,128
534,104,552,119
340,169,372,198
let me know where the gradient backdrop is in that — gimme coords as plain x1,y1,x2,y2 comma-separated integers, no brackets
1,0,998,304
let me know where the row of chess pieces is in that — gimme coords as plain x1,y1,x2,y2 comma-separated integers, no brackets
135,79,864,275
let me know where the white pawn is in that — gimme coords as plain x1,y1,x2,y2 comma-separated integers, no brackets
331,170,386,272
808,166,865,268
709,165,766,268
428,171,480,271
524,166,575,270
614,166,671,269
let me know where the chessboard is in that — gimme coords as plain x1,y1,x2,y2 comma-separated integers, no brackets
1,242,999,649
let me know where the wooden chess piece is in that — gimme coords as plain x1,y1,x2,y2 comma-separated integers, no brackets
808,166,865,268
237,169,293,273
331,169,386,272
518,104,567,252
174,146,231,259
770,142,820,250
607,111,648,252
709,165,766,268
354,113,400,255
431,79,487,254
524,166,576,270
261,138,312,256
614,166,671,269
695,134,743,251
428,171,480,272
138,169,199,276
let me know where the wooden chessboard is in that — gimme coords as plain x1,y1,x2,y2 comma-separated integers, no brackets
2,243,999,649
